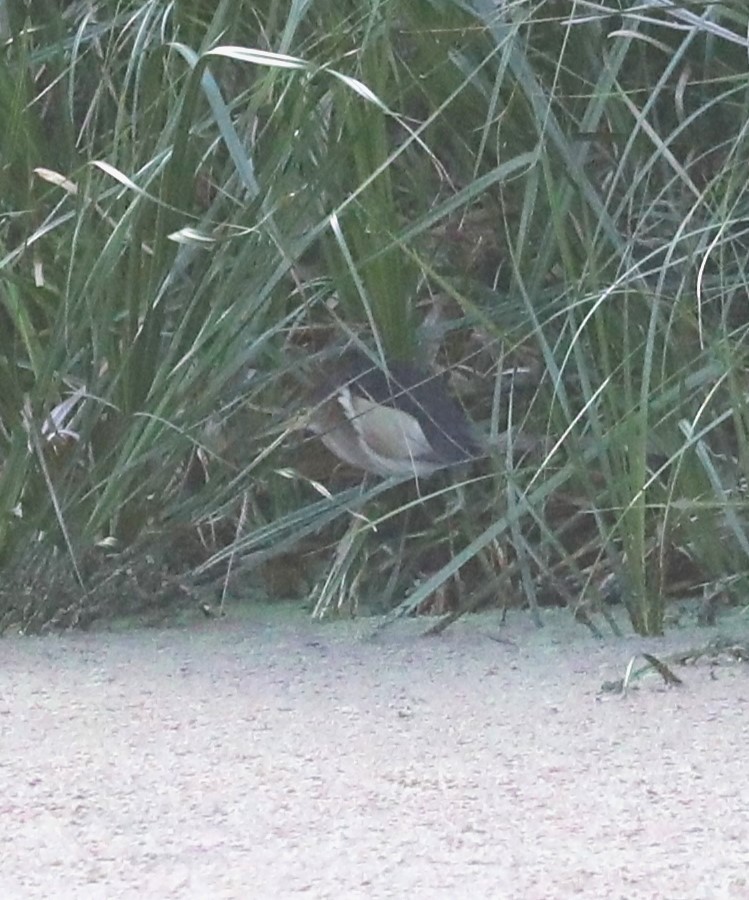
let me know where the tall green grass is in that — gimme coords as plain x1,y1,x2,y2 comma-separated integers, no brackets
1,0,748,634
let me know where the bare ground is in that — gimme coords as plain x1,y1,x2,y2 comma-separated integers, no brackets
1,604,748,899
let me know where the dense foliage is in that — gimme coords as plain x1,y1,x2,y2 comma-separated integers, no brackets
2,0,749,634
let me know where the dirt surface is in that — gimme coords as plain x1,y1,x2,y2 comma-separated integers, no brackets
1,604,748,899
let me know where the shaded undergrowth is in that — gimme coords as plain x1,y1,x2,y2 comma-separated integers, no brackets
2,1,749,635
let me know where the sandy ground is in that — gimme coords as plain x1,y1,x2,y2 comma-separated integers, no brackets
1,604,748,900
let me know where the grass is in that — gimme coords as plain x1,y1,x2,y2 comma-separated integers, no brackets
1,0,749,635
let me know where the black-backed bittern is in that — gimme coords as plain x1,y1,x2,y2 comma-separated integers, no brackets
307,352,479,478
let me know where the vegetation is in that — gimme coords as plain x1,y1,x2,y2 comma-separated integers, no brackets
2,0,749,635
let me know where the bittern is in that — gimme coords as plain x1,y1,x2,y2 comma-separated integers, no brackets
307,352,479,477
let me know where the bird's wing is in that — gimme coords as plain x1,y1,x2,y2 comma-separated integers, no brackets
339,389,437,472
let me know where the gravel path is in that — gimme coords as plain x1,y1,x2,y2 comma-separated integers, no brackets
1,606,748,899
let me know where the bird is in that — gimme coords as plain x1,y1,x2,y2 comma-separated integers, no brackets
306,351,479,478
